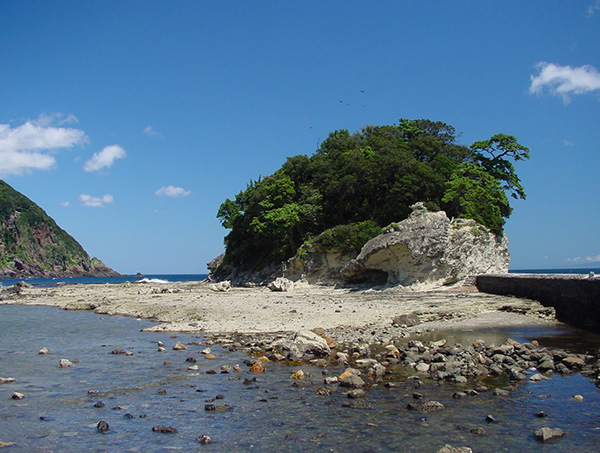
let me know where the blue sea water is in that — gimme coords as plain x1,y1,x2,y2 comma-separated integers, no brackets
0,274,208,288
510,268,600,275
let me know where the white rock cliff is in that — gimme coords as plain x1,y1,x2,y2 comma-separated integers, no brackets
287,203,509,287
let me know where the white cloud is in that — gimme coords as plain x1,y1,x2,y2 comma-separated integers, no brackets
155,185,191,198
61,201,70,207
143,125,164,139
32,112,79,127
84,145,126,172
529,62,600,103
0,119,87,176
586,0,600,17
79,194,114,207
567,254,600,264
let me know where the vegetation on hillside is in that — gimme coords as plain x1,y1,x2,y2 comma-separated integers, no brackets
217,119,529,271
0,180,90,271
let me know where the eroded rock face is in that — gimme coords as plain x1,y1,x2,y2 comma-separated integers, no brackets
344,207,509,286
285,203,509,287
286,248,355,284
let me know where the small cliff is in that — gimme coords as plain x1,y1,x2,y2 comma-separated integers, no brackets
286,203,509,287
0,180,119,278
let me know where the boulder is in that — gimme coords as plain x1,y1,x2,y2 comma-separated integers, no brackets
267,277,294,292
287,330,331,360
210,281,231,292
342,204,509,286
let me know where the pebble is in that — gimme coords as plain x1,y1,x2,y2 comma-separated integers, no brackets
197,435,212,444
96,421,109,432
173,341,187,350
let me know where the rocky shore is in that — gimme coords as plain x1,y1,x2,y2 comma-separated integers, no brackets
0,279,556,339
2,280,599,451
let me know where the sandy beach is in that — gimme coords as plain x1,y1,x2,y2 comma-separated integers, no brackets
1,280,558,342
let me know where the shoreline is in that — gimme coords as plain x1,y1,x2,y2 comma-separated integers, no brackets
0,280,559,344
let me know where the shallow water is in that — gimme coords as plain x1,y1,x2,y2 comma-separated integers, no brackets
1,304,600,452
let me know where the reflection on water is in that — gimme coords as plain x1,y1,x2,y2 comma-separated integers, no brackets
1,304,599,452
413,324,600,356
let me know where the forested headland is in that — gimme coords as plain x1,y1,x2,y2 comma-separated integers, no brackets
217,118,529,272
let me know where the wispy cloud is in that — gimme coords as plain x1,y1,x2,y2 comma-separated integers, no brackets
32,112,79,127
79,194,114,207
61,201,70,207
143,125,165,139
567,254,600,264
0,117,87,177
84,145,126,172
529,62,600,104
586,0,600,17
155,185,191,198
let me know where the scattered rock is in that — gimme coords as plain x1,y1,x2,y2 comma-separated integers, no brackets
286,330,331,361
197,435,212,444
347,389,366,399
534,427,564,442
96,421,109,432
38,347,51,354
392,313,420,327
11,392,25,400
210,281,231,292
173,341,187,351
0,377,16,384
59,359,73,368
341,399,374,409
152,425,178,433
339,374,365,389
290,370,305,380
437,445,473,453
267,277,294,292
250,362,265,373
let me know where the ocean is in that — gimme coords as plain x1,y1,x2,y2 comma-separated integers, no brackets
1,269,599,451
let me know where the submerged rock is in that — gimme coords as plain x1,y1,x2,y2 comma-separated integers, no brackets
152,425,178,433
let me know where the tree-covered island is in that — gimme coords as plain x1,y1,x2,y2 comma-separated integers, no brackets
217,118,529,274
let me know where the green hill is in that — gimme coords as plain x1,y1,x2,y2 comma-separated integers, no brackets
0,180,119,278
216,118,529,275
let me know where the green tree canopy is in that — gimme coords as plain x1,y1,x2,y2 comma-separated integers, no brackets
217,119,529,271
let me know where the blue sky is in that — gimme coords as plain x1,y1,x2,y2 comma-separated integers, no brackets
1,1,599,274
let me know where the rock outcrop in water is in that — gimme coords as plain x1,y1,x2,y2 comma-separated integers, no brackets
286,203,509,287
0,180,119,278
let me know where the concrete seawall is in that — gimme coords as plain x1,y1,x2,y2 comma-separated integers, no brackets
476,273,600,332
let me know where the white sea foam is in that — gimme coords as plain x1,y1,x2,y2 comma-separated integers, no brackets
137,278,171,284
